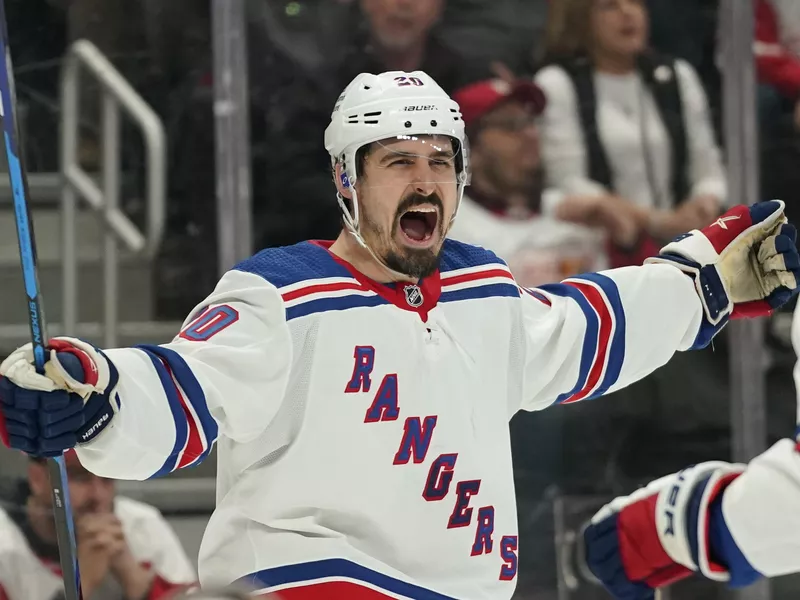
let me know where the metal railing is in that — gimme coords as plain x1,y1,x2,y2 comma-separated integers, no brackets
60,40,166,347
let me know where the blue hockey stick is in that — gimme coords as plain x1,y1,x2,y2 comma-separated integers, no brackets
0,2,82,598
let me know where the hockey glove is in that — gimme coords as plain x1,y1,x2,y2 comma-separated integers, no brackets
582,461,746,600
645,200,800,348
0,337,119,457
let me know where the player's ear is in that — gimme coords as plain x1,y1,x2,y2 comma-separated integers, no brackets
334,163,354,200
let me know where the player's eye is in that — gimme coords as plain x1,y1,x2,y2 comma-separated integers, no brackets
389,158,414,167
430,159,452,169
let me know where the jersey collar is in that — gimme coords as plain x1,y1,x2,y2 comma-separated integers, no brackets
311,241,441,322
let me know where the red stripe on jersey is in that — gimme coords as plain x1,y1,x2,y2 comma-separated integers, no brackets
0,583,9,600
259,581,398,599
281,281,365,302
162,359,205,469
441,268,513,287
562,281,613,404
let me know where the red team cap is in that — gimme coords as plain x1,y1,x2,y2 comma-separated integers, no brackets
453,78,546,125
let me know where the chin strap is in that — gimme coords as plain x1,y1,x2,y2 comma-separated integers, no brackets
337,187,423,283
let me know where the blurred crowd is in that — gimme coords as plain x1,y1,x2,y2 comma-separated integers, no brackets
4,0,800,598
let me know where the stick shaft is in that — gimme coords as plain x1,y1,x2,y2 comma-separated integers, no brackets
0,2,82,598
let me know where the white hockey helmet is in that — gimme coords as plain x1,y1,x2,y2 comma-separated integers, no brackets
324,71,469,251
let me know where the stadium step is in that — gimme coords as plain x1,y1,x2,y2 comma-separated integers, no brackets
0,204,180,352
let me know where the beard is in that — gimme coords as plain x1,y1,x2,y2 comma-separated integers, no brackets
361,191,446,280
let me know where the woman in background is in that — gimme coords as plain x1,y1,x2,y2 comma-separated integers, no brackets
534,0,726,266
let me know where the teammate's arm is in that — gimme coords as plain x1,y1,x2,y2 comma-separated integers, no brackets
518,201,799,411
0,269,293,480
578,236,800,599
583,437,800,599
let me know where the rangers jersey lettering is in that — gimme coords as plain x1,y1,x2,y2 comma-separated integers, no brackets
75,239,705,599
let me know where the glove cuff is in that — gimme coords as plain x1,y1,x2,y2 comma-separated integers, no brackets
645,255,732,348
654,462,745,578
692,467,746,582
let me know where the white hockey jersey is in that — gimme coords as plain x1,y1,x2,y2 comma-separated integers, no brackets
0,496,195,600
76,239,706,599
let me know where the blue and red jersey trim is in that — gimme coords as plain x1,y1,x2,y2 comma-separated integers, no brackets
135,344,218,477
246,239,518,321
535,273,626,404
237,559,458,600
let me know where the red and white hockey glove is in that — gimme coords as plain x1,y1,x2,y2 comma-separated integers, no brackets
645,200,800,348
582,461,746,600
0,337,119,456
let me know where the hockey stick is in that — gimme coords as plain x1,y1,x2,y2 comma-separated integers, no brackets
0,2,82,599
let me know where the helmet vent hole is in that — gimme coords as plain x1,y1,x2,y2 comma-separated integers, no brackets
430,120,438,127
404,121,412,128
363,111,382,117
364,85,371,90
364,120,379,125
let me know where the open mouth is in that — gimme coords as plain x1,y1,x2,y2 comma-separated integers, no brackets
399,206,439,245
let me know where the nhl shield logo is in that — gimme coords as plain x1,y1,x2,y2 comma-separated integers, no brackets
404,285,424,308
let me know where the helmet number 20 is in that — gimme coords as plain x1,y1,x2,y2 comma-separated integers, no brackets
395,76,425,87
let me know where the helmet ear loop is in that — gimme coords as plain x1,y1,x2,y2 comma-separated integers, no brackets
449,170,470,227
337,177,370,251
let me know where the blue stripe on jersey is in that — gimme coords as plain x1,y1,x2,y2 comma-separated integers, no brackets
440,282,520,304
138,348,188,478
286,294,389,321
570,273,626,398
536,283,599,404
145,345,219,463
234,242,352,289
137,345,219,476
238,558,458,600
439,239,507,273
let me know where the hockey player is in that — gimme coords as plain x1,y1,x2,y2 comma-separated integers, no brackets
0,70,798,599
582,301,800,599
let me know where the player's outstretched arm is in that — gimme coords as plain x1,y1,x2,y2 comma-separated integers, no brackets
582,436,800,599
0,269,293,480
518,200,800,410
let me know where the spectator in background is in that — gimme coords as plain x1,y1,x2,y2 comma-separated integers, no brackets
534,0,726,267
254,0,490,251
448,78,622,287
755,0,800,124
355,0,470,91
754,0,800,227
0,452,195,600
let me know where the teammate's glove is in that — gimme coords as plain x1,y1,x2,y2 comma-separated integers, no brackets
582,462,746,600
0,337,119,457
645,200,800,348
